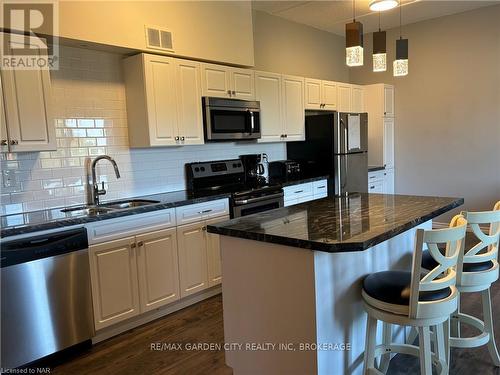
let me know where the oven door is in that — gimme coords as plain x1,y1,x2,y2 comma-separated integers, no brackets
232,193,284,218
205,106,261,141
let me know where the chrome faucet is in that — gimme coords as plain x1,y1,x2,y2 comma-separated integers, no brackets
90,155,121,206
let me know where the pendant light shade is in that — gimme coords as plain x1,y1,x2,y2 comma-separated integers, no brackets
372,12,386,72
393,38,408,76
346,21,364,67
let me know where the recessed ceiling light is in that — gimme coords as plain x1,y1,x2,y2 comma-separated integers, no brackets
369,0,398,11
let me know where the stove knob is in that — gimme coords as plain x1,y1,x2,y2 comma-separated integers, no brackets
232,163,237,168
200,167,205,172
195,167,200,172
237,163,242,167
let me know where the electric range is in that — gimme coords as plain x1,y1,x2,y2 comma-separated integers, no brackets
185,159,284,218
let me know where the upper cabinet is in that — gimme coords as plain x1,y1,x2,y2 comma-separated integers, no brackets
123,53,204,147
201,63,255,100
1,35,55,152
337,83,352,113
351,85,365,113
304,79,337,110
256,72,305,143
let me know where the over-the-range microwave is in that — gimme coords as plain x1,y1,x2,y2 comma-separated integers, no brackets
202,97,261,141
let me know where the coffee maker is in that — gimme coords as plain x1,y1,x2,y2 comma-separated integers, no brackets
240,153,269,186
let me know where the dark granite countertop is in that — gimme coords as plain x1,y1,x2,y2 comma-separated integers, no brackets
368,165,386,172
207,193,463,253
1,190,231,238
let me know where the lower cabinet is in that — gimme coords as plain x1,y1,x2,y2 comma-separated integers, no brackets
89,237,141,330
206,217,224,287
368,169,395,194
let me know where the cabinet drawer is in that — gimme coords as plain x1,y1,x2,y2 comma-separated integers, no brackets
87,209,176,245
175,198,229,225
368,180,384,193
283,182,313,200
368,170,385,181
313,179,328,198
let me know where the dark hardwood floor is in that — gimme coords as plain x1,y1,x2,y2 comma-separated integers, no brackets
51,235,499,375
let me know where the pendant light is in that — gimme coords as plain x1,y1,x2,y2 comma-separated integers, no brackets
346,0,364,67
372,12,386,72
393,0,409,76
369,0,398,11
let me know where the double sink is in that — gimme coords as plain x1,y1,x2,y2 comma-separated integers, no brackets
60,199,160,216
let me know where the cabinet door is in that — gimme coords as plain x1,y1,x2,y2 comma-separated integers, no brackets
201,63,231,98
144,55,178,146
89,237,140,330
0,73,9,152
383,169,395,194
255,71,283,143
177,221,209,298
175,59,204,145
321,81,337,110
1,36,55,152
383,117,395,169
337,83,352,112
136,228,180,313
231,68,255,100
384,86,394,116
206,216,229,287
351,86,365,112
304,78,321,110
282,75,305,142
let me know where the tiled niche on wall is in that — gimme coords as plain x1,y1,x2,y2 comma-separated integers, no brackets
0,46,286,215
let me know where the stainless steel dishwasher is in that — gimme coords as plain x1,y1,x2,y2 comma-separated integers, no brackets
1,227,94,369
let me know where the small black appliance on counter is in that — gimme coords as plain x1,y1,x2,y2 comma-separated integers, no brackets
268,160,301,182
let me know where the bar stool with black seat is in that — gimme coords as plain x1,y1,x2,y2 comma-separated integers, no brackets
420,201,500,366
362,215,467,375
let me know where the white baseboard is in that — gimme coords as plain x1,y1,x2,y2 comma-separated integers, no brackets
92,285,222,344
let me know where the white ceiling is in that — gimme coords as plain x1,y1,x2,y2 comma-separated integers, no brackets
252,0,497,36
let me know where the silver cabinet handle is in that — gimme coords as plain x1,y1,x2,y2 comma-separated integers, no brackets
180,136,185,141
1,140,7,146
370,186,375,189
9,140,18,145
197,209,212,214
294,190,304,194
137,241,144,247
202,226,207,231
284,134,288,138
232,90,236,96
130,243,136,248
175,136,179,141
227,90,232,96
317,186,326,189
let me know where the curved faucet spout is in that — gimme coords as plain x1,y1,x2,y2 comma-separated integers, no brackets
90,155,121,206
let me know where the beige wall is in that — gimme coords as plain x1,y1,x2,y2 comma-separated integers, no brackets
350,5,500,219
252,10,349,81
57,1,254,66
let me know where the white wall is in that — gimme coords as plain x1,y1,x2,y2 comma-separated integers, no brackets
0,46,285,215
350,5,500,219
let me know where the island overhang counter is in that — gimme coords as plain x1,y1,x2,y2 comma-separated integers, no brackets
207,193,463,375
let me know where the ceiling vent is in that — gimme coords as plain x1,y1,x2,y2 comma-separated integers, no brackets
145,25,174,52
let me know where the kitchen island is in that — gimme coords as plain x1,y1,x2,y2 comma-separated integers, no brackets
207,193,463,375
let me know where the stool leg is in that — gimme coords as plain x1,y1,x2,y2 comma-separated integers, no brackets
481,288,500,366
407,326,418,345
379,322,392,374
418,326,432,375
363,315,378,374
451,294,461,338
444,317,450,367
435,322,448,374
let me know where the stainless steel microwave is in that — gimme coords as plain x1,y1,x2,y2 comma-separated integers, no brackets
202,97,261,141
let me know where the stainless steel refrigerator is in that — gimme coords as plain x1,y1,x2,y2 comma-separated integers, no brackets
287,112,368,196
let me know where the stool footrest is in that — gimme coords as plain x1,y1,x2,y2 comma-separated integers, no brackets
450,312,490,348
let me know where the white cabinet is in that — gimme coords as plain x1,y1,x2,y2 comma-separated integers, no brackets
337,83,352,113
201,63,255,100
255,71,283,143
281,75,305,141
256,72,305,143
304,79,337,110
177,221,209,298
89,237,140,330
0,35,55,152
177,214,229,297
123,53,204,147
283,179,328,207
351,85,365,113
0,74,9,153
368,169,394,194
383,169,395,194
136,228,180,313
365,84,395,168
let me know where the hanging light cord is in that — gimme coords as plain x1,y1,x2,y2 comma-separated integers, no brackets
378,11,381,32
353,0,356,22
399,0,402,39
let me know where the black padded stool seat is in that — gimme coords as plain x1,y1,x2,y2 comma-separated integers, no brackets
363,270,452,306
421,249,494,273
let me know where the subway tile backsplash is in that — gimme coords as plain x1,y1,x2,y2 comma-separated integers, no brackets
0,46,285,215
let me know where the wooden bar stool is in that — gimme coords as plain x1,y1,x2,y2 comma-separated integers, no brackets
362,215,467,375
419,201,500,366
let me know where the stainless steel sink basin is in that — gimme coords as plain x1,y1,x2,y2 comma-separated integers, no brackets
61,206,115,216
99,199,160,210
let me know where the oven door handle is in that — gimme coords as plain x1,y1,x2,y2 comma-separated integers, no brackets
234,192,284,205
